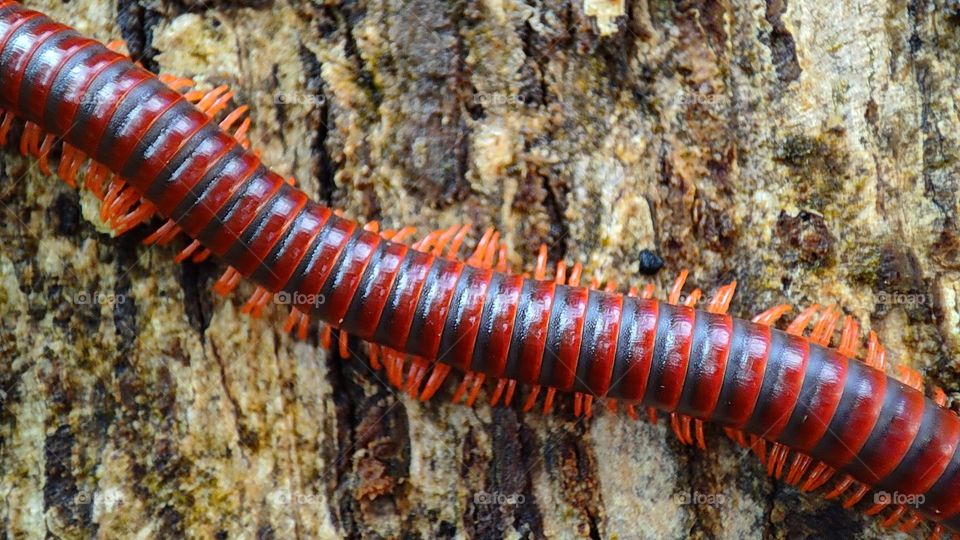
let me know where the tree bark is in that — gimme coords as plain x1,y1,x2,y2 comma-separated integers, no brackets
1,0,959,538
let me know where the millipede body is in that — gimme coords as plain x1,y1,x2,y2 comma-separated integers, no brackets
1,1,959,537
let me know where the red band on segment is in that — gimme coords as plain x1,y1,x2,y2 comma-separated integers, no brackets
102,87,183,173
471,273,523,379
850,386,926,486
69,69,153,153
609,297,659,403
712,321,771,427
0,15,55,106
440,267,492,370
149,132,234,216
377,249,434,351
540,286,588,392
512,279,555,385
176,152,260,238
882,400,960,504
744,332,809,439
784,349,848,452
45,50,122,135
292,217,355,315
134,109,214,201
903,408,960,496
318,229,382,325
0,11,41,71
20,35,92,120
645,304,695,411
583,294,623,396
344,240,407,340
0,12,41,56
229,185,309,278
409,259,465,360
681,313,733,418
811,363,887,469
267,204,332,290
201,170,284,256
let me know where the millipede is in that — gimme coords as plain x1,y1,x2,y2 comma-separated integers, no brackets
1,1,959,538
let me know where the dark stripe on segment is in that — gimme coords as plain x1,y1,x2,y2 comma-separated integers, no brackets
223,183,308,278
606,297,658,402
5,21,68,110
143,123,228,215
879,401,960,497
278,213,343,297
219,181,307,280
251,205,308,285
676,311,733,418
64,61,151,154
284,216,355,315
94,76,173,167
777,344,848,452
572,290,622,397
251,202,330,293
173,151,260,238
0,3,21,23
372,248,434,351
340,238,407,340
0,13,49,106
923,442,960,523
469,272,523,378
538,285,588,391
0,8,40,64
339,239,389,332
437,265,493,370
741,330,808,439
710,319,771,427
406,258,464,360
644,303,696,411
0,8,40,50
404,258,442,353
844,382,925,486
315,228,381,325
18,30,87,121
43,45,117,134
808,359,887,469
9,21,70,102
503,278,555,385
123,100,214,194
196,166,282,255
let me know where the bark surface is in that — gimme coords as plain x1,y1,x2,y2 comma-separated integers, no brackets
1,0,959,538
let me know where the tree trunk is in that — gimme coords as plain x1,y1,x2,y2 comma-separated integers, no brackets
1,0,959,538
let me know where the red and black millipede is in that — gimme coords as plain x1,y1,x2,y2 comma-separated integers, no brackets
0,2,958,536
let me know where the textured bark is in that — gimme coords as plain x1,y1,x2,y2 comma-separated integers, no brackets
1,0,959,538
